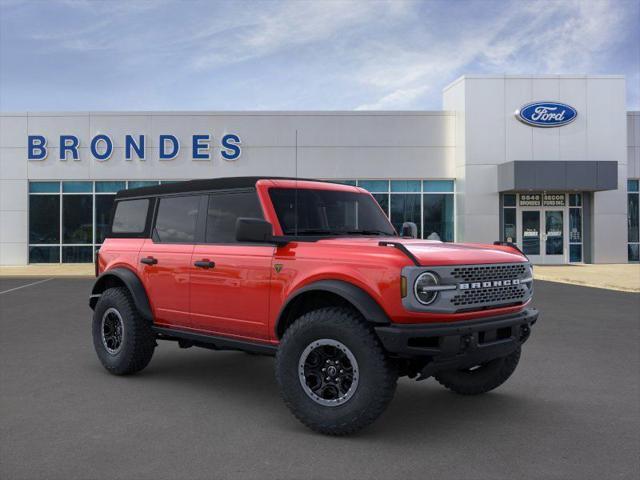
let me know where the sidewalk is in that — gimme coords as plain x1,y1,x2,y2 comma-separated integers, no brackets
0,264,94,277
533,264,640,293
1,263,639,293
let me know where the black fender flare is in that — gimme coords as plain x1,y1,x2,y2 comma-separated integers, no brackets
275,279,390,338
89,268,153,322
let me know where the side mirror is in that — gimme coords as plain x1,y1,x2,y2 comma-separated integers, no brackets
400,221,418,239
236,218,274,243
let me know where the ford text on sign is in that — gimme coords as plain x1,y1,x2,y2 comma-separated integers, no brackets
515,102,577,127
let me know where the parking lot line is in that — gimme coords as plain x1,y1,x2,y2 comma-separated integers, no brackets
0,277,54,295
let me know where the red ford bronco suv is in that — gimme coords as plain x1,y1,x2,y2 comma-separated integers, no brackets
90,177,537,435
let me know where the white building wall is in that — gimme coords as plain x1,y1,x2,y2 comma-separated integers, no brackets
0,79,634,266
628,112,640,178
0,114,29,265
443,75,628,263
587,78,628,263
442,79,466,242
0,111,455,265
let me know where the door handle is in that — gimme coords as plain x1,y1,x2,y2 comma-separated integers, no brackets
194,260,215,269
140,256,158,265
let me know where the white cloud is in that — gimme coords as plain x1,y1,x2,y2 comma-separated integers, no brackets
190,0,410,70
1,0,637,110
355,85,429,110
353,0,634,109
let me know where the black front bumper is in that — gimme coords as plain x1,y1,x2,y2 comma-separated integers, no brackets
375,308,538,376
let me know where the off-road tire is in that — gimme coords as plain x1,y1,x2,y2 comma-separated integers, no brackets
92,287,155,375
434,347,521,395
275,307,397,436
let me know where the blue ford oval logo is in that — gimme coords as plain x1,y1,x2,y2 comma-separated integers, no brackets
515,101,577,127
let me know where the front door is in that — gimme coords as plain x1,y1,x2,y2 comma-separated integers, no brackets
189,190,274,341
519,208,566,264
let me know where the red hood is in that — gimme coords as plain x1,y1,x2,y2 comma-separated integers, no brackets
314,237,527,266
397,239,527,265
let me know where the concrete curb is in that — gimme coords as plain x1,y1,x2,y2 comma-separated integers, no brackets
533,275,640,293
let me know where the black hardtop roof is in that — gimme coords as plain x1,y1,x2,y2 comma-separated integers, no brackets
115,176,342,199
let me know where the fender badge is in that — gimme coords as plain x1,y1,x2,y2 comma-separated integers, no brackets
274,264,283,273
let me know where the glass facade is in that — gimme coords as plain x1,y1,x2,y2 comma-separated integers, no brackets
501,194,517,243
629,179,639,262
28,180,170,263
27,179,455,263
503,192,583,263
22,178,640,264
339,179,455,241
568,194,583,263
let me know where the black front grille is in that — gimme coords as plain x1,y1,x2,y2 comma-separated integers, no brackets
451,264,528,283
451,285,528,307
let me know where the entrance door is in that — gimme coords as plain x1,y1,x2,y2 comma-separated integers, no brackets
544,210,565,264
521,210,542,263
519,208,566,264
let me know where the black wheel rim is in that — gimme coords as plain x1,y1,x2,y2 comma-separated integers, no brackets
101,307,124,355
298,339,359,407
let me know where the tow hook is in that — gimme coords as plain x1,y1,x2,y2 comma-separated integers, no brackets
462,334,477,351
520,325,531,341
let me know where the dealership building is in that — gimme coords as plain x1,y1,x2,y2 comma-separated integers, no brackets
1,74,638,265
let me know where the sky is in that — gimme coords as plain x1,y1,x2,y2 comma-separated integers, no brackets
0,0,638,111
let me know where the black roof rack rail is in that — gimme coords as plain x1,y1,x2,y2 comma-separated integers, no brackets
115,176,355,199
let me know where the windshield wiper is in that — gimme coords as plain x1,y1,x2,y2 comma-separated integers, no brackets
344,229,393,236
290,228,394,237
292,229,346,236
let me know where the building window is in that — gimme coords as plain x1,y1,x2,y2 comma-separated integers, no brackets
502,194,517,243
27,180,180,263
28,182,60,263
351,179,455,240
629,179,639,262
569,193,583,263
27,179,454,263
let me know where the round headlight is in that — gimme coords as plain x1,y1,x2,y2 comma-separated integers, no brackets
414,272,439,305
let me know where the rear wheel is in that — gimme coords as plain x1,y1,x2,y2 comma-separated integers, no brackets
92,287,155,375
434,347,521,395
275,307,397,435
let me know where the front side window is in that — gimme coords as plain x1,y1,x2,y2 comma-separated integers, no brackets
269,188,396,236
206,191,264,243
154,196,200,243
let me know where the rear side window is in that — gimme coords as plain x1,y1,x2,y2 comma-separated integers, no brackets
206,191,264,243
154,195,201,243
111,199,149,234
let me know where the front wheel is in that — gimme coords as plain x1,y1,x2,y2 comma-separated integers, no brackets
275,307,397,436
434,347,521,395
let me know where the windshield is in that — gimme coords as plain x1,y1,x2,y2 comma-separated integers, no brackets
269,188,396,236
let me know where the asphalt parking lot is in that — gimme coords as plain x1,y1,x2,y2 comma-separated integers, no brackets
0,277,638,480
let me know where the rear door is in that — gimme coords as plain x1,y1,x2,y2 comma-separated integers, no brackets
190,190,274,340
138,194,204,329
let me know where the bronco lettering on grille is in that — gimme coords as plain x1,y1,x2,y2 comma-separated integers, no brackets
459,279,520,290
